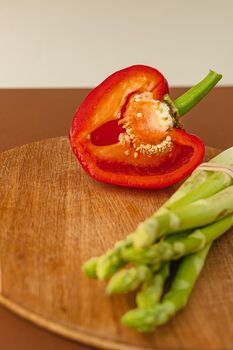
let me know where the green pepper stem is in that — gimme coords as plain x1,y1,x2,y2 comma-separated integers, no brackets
174,70,222,117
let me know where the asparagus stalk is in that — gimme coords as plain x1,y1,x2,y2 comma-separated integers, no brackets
95,236,134,280
136,262,170,309
121,231,189,264
83,235,133,280
103,234,186,294
122,215,233,264
122,243,211,332
96,247,127,280
166,171,232,211
165,146,233,210
106,264,160,294
84,147,233,280
213,146,233,167
133,185,233,248
83,147,233,332
83,257,99,279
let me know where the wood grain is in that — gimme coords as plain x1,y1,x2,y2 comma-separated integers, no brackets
0,136,232,350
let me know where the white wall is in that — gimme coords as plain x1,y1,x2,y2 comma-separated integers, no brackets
0,0,232,87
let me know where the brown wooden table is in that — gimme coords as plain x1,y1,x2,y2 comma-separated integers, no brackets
0,87,232,350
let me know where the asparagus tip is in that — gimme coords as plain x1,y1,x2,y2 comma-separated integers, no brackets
121,308,155,332
82,257,98,279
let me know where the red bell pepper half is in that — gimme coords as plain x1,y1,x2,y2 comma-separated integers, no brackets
70,65,221,189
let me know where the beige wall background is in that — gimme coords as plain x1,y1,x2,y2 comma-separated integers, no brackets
0,0,232,87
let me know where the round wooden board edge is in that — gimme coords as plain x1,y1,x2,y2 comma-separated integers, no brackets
0,136,69,157
0,137,220,350
0,136,219,161
0,294,157,350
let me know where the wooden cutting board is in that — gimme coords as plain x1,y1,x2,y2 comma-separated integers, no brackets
0,136,233,350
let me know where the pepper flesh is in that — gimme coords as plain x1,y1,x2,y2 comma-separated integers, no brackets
70,65,205,189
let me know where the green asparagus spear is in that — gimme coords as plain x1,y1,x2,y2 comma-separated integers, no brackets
136,262,170,309
133,185,233,248
121,231,189,263
83,147,233,332
95,232,186,280
165,147,233,209
106,265,150,294
122,243,211,332
95,235,136,280
96,247,126,280
84,148,233,280
214,146,233,166
107,260,162,294
122,215,233,264
83,257,98,279
167,171,232,210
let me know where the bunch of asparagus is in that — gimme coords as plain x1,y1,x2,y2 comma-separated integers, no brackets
83,147,233,332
